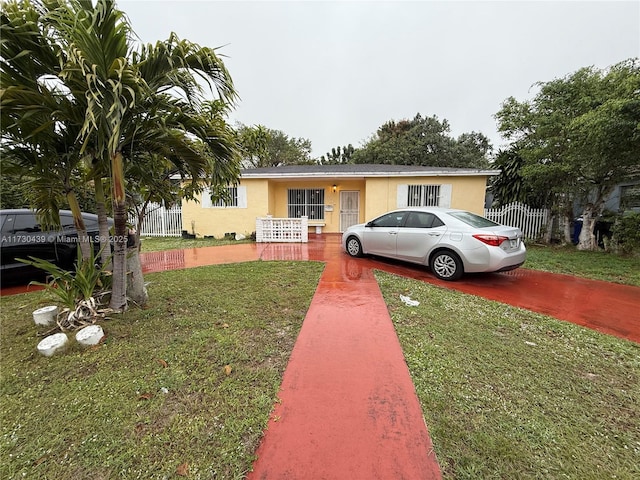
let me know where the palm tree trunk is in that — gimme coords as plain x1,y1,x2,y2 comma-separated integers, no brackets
66,189,92,260
126,235,148,307
94,176,112,267
125,202,147,306
109,151,128,312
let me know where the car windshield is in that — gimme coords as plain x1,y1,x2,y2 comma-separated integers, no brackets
448,211,499,228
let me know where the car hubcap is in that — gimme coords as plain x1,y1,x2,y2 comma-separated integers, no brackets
434,255,456,278
347,239,360,255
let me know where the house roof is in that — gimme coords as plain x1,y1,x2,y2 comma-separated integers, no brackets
240,164,500,179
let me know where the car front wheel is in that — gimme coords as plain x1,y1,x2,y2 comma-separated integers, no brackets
430,250,463,281
345,236,364,257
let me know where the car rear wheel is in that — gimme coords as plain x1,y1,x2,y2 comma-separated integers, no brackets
345,236,364,257
430,250,463,281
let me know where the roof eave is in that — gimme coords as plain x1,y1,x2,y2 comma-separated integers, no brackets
240,170,501,179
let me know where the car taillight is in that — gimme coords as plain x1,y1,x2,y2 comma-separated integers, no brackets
473,234,508,247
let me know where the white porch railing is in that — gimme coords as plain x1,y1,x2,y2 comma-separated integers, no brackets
256,216,309,243
129,203,183,237
485,202,549,241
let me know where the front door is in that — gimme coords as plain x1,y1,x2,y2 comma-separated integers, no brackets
340,191,360,232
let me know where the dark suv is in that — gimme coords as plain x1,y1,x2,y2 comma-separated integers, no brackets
0,209,112,286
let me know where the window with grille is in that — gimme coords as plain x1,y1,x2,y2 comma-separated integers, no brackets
211,187,238,207
407,185,441,207
202,186,245,208
288,188,325,220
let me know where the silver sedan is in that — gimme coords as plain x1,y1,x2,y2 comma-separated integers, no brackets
342,207,526,281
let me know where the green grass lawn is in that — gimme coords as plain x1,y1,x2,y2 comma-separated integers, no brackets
0,262,324,479
376,271,640,480
525,244,640,286
140,236,253,252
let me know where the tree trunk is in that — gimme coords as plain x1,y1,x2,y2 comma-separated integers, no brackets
66,190,92,260
94,176,112,267
109,151,127,312
562,211,573,245
543,213,554,244
126,235,148,307
577,205,596,251
110,201,128,311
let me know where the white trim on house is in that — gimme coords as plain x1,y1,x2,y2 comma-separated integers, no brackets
240,170,499,180
172,164,500,181
237,186,247,208
440,184,452,208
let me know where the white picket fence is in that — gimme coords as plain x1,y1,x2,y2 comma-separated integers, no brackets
129,203,182,237
485,202,549,241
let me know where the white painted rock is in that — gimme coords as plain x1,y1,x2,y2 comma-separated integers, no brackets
37,333,69,357
235,233,246,241
33,306,58,326
75,325,104,347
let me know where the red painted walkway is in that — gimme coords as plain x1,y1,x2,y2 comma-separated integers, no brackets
3,235,639,479
247,250,441,479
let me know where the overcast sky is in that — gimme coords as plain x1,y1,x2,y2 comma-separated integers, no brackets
118,0,639,158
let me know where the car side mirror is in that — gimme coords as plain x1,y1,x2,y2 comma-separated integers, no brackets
365,221,374,228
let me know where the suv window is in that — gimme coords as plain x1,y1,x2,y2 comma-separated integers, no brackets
60,214,76,230
12,213,41,233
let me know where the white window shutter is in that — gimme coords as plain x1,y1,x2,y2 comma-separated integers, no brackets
202,188,212,208
397,184,408,208
440,184,452,208
237,186,247,208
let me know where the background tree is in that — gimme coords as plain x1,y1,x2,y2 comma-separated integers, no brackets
236,123,270,168
496,59,640,250
236,124,313,167
490,148,527,207
351,113,491,168
490,146,555,209
264,129,313,166
319,144,355,164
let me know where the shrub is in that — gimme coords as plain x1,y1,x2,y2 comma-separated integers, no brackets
18,247,112,329
611,212,640,254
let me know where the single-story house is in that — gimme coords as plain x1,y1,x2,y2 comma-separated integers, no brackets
181,164,500,238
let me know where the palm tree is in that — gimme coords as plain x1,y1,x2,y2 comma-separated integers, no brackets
3,0,240,310
1,0,93,259
40,0,240,311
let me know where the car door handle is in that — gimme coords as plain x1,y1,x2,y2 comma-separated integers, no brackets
428,233,441,237
389,231,398,235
